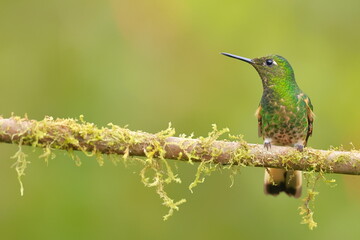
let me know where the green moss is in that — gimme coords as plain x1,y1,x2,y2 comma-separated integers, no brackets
299,172,321,230
189,160,219,192
38,145,56,164
188,124,229,192
228,134,252,164
11,140,29,196
139,123,186,220
3,115,352,227
226,134,252,187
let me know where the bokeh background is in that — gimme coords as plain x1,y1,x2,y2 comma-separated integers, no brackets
1,0,360,239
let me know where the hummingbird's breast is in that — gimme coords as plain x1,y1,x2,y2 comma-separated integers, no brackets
260,93,308,146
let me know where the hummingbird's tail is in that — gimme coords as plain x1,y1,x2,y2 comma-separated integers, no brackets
264,168,302,198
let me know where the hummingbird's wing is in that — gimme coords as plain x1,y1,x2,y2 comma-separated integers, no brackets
255,105,262,137
304,96,314,145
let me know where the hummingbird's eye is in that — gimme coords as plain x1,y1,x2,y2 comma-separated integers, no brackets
265,59,273,66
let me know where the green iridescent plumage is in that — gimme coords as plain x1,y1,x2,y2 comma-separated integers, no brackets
252,55,314,148
222,53,314,198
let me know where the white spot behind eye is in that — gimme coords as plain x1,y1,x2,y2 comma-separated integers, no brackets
264,59,278,66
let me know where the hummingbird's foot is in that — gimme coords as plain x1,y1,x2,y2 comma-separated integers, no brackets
264,138,272,150
294,143,304,152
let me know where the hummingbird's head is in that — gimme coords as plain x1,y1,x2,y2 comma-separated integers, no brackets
221,53,296,88
251,55,294,80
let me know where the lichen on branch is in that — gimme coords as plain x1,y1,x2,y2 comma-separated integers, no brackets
1,115,360,228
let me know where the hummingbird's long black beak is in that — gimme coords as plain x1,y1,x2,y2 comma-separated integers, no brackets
221,52,253,64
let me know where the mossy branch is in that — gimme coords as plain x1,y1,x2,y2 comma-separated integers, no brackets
1,116,359,175
0,115,358,228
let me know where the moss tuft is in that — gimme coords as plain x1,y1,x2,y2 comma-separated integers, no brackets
225,134,251,187
299,171,321,230
188,124,229,192
139,123,186,220
11,140,29,196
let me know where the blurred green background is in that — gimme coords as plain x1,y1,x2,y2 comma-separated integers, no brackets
1,0,360,239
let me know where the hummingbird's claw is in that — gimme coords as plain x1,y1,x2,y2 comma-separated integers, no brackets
264,142,272,150
294,144,304,152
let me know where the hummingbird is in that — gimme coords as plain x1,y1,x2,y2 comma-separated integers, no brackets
222,52,314,198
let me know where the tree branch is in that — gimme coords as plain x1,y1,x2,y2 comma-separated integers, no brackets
1,116,360,175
